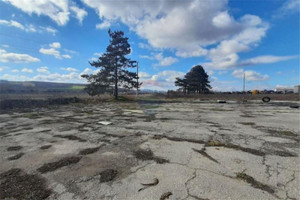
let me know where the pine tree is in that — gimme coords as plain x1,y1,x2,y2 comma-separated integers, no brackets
175,65,211,94
175,77,188,94
81,29,140,99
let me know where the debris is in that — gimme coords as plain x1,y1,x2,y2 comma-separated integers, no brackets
98,121,112,125
99,169,118,183
217,100,226,103
141,178,159,186
138,178,159,192
262,96,271,103
290,105,299,109
160,192,172,200
123,109,144,114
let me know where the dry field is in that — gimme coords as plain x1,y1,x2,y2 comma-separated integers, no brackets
0,99,299,200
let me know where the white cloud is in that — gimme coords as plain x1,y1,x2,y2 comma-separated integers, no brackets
175,46,208,58
22,68,33,73
140,70,185,90
70,5,87,24
42,26,57,35
138,42,153,50
274,0,300,17
49,42,61,49
140,52,178,67
39,42,71,59
139,72,150,78
0,19,24,29
154,53,178,67
83,0,293,69
3,0,69,26
93,52,102,57
2,0,86,26
232,69,269,81
61,67,78,72
0,49,40,63
96,20,111,29
0,19,59,35
204,15,269,69
239,55,298,66
83,0,245,49
37,66,50,74
11,69,19,73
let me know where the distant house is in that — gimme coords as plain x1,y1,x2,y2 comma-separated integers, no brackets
294,85,300,94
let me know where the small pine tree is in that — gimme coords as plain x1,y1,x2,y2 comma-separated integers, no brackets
81,29,140,99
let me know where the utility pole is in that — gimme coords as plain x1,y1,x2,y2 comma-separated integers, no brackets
136,61,139,96
243,73,245,92
243,72,246,103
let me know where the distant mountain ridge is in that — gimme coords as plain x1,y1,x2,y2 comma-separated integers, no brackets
0,80,86,94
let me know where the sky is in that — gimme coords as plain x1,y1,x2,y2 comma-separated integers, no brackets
0,0,299,91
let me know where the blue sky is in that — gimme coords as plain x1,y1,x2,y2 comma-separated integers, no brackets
0,0,299,91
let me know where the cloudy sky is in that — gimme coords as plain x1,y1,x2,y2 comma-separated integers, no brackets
0,0,299,91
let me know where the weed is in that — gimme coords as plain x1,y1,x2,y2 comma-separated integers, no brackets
236,172,274,194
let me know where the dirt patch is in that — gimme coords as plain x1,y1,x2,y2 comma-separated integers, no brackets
0,168,52,200
205,140,265,156
144,113,156,122
99,169,118,183
153,135,206,145
7,152,25,160
79,147,100,155
236,172,275,195
134,149,169,164
7,145,23,151
37,156,82,173
40,145,52,150
53,134,87,142
253,126,297,137
192,148,219,164
240,114,255,118
22,112,40,119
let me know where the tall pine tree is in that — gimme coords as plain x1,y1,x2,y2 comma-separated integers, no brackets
81,30,140,99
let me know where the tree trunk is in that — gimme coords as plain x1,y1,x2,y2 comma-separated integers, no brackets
114,60,118,100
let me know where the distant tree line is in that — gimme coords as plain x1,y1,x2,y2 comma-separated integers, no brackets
175,65,211,94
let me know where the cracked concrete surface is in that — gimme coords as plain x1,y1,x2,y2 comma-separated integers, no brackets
0,101,299,200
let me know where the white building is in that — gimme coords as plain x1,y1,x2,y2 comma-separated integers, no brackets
294,85,300,93
275,87,293,93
